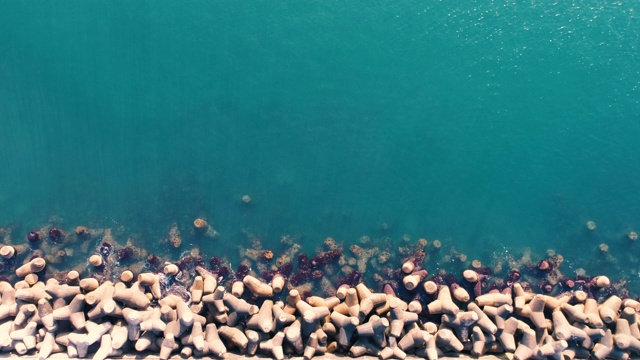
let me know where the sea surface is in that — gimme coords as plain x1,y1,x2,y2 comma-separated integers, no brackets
0,1,639,292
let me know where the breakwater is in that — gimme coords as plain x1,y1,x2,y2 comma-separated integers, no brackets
0,222,638,359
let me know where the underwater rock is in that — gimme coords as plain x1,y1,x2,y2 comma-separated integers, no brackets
99,242,113,258
48,228,64,242
116,246,135,261
75,226,90,239
310,249,341,268
27,231,41,244
193,218,219,238
168,223,182,248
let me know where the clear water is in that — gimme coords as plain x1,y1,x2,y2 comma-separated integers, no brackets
0,1,639,292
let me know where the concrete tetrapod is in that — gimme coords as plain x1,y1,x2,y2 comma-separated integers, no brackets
15,258,46,278
0,257,637,360
427,285,459,315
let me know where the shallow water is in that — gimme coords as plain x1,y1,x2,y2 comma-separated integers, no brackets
0,2,639,292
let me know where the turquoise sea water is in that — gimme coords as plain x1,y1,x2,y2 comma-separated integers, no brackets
0,2,639,291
